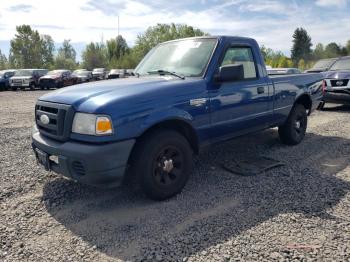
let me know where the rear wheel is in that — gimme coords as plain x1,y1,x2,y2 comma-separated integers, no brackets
129,130,193,200
278,104,307,145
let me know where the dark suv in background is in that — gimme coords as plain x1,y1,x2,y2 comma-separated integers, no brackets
0,70,16,91
320,56,350,109
10,69,48,90
39,70,78,89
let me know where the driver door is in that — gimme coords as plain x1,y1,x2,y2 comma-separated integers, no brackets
209,45,271,141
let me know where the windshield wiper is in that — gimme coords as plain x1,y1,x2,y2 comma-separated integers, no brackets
147,69,185,80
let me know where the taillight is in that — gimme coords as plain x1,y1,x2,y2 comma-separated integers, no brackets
322,80,327,95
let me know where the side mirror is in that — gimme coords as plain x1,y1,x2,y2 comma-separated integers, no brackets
216,64,244,82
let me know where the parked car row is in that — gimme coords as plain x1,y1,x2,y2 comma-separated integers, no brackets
0,68,135,91
266,56,350,109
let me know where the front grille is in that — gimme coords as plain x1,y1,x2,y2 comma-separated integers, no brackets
72,161,86,176
35,101,74,141
330,79,349,87
40,79,54,83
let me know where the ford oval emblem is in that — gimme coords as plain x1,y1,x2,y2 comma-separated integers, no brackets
336,81,343,86
40,114,50,125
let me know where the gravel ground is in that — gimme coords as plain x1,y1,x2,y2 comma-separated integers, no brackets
0,90,349,262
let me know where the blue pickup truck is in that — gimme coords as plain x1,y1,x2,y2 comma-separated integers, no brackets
32,36,323,200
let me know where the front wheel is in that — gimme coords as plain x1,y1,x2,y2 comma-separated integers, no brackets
278,104,307,145
129,130,193,200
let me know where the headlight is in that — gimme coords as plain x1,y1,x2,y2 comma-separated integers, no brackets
72,113,113,136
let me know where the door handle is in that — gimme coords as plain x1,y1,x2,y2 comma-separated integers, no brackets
257,86,265,94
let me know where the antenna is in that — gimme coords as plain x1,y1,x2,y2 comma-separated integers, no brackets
117,15,120,37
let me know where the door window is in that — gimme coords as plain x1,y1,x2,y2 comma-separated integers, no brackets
221,47,257,79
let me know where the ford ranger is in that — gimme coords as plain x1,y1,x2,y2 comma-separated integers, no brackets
32,36,323,200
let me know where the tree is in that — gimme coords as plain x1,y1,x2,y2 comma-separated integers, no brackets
298,59,306,70
41,35,55,68
325,43,341,58
277,56,292,68
106,35,129,62
58,39,76,61
291,28,312,66
54,40,77,70
81,42,107,70
133,23,206,62
0,49,8,70
346,40,350,55
313,43,325,60
9,25,55,68
260,46,286,67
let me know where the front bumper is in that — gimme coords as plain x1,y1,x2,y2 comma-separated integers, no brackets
324,91,350,105
40,80,57,88
10,82,30,87
32,130,135,187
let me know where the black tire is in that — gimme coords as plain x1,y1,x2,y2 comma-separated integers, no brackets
278,104,307,145
11,86,17,91
29,83,35,90
129,130,193,200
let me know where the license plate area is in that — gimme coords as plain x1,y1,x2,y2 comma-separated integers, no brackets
35,148,50,171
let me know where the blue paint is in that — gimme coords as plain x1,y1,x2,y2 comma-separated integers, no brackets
38,36,324,147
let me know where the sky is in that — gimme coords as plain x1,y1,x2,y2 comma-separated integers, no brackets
0,0,349,60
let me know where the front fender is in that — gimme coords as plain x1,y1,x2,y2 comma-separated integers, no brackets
140,108,194,133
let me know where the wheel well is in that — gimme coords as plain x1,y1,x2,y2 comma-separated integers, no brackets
137,119,199,155
295,94,312,112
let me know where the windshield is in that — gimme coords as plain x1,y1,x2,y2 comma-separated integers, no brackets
74,71,89,76
47,70,63,76
14,70,33,76
135,38,217,77
93,68,104,72
312,59,336,69
329,59,350,71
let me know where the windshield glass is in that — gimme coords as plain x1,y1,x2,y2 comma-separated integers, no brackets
14,70,33,76
93,68,104,72
329,59,350,71
312,59,336,69
74,71,89,76
135,38,217,77
47,70,63,76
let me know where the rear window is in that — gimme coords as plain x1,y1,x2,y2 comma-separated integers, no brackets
15,70,33,76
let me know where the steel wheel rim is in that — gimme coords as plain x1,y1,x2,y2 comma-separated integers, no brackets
152,145,184,187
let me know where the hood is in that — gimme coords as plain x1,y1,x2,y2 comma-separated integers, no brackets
38,76,202,112
324,70,350,79
40,74,61,80
11,76,32,80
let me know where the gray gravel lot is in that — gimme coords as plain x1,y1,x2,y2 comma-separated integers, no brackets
0,90,349,262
